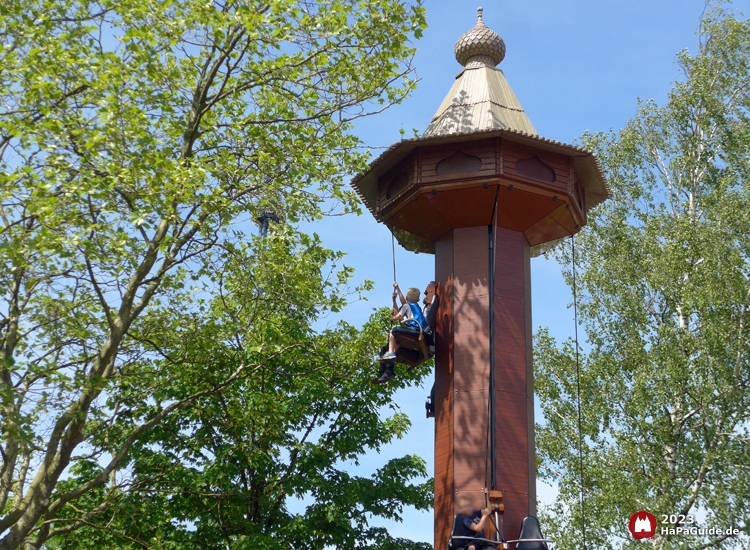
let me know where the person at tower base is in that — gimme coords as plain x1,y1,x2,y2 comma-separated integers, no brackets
452,496,493,550
372,281,435,385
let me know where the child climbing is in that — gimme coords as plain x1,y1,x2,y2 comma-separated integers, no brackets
383,283,426,358
373,281,436,385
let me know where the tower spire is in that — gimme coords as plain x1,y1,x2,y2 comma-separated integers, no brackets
424,8,535,137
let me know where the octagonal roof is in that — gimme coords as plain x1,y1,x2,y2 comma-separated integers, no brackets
351,128,609,219
424,7,535,137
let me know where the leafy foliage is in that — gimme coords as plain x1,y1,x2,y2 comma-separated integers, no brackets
45,231,433,549
0,0,428,548
535,5,750,549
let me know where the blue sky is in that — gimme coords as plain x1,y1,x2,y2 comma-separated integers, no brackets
302,0,750,544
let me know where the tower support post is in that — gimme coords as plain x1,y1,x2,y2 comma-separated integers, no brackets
433,226,536,548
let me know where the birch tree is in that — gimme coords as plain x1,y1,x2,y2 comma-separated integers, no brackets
536,4,750,549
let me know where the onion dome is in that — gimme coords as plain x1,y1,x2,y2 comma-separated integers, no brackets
424,7,535,137
454,7,506,68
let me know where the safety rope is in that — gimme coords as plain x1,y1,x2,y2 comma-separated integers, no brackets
485,188,500,491
485,187,501,543
391,228,397,283
571,234,587,550
489,187,499,492
388,228,398,335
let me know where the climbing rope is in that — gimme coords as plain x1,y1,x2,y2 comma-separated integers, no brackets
489,186,500,492
391,228,397,283
485,189,499,488
387,228,398,334
571,234,587,550
486,187,501,542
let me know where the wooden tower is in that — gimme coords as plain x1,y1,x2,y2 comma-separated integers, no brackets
351,8,609,548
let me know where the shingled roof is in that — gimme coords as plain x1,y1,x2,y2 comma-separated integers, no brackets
351,127,610,219
424,8,536,137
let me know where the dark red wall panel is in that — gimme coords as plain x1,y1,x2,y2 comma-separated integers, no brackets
433,227,535,549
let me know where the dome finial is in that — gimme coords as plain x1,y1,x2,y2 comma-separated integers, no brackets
454,8,506,68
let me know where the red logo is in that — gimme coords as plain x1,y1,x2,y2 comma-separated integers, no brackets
628,510,657,539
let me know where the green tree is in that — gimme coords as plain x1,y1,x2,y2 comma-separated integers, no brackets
535,5,750,549
0,0,427,548
44,230,433,549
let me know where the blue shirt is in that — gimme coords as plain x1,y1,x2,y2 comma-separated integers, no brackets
455,511,484,539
